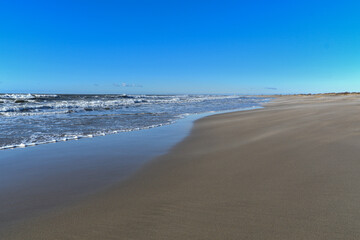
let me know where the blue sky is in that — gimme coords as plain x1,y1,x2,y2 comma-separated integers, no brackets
1,0,360,94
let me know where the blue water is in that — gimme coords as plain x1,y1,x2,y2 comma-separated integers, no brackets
0,93,268,150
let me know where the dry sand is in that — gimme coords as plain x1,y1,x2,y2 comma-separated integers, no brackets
3,96,360,239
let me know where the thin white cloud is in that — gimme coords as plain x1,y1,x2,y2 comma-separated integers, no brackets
113,83,143,88
122,83,143,88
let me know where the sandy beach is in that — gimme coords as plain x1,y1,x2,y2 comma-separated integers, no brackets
3,95,360,239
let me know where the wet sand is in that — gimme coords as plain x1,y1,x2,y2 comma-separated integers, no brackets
3,96,360,239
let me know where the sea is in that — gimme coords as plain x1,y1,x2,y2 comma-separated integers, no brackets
0,93,268,150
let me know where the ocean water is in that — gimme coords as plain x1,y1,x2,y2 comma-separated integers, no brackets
0,94,268,150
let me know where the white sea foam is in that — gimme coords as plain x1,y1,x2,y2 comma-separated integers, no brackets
0,93,58,99
1,94,35,99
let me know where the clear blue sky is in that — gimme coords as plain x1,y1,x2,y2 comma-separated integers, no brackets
1,0,360,94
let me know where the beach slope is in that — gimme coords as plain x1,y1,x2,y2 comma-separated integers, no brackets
3,96,360,239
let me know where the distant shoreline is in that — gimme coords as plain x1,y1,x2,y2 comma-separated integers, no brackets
259,91,360,97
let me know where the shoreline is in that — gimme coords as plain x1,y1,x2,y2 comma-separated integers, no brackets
0,105,263,231
0,106,266,151
4,95,360,239
0,94,266,151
